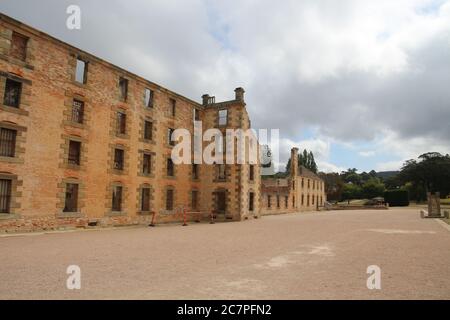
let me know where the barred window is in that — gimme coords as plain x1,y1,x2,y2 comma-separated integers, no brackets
166,189,174,210
143,154,151,175
0,179,12,213
68,140,81,165
144,120,152,140
112,186,123,212
285,196,288,208
141,187,150,212
10,32,28,61
116,112,126,135
63,183,79,213
277,195,280,208
267,195,271,208
0,128,16,157
114,149,124,170
72,99,84,124
3,79,22,108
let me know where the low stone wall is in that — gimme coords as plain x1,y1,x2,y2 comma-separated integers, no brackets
325,205,388,211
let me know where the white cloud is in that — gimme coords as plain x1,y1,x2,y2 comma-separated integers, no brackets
1,0,449,173
359,151,376,157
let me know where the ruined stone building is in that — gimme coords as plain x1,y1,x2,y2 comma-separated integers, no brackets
0,13,261,232
261,148,327,215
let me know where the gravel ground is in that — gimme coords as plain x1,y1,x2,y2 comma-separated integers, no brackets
1,207,449,300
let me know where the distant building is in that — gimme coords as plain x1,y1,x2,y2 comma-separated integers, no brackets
261,148,326,215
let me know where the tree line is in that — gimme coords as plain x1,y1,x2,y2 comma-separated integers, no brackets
318,152,450,203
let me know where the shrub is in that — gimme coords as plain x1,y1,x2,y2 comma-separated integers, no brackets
384,190,409,207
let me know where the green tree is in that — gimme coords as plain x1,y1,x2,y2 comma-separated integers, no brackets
361,178,385,199
399,152,450,200
285,149,319,174
341,183,362,203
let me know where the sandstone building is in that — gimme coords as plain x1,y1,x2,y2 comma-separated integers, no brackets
0,13,261,232
261,148,326,215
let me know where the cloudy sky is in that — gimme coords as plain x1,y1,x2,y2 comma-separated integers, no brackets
1,0,449,173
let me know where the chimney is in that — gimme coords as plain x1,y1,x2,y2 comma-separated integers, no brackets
290,147,299,177
202,94,210,106
234,87,245,102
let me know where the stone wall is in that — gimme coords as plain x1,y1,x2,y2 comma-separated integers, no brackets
0,14,260,233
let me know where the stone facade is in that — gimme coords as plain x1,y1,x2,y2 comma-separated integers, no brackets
0,14,261,233
261,148,327,215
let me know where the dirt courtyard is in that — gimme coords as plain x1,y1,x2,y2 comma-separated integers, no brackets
1,208,449,300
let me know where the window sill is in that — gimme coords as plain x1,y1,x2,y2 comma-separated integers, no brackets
105,211,127,217
66,163,81,170
72,81,88,89
56,212,82,218
0,156,23,164
0,213,21,220
63,120,85,129
139,173,155,178
111,168,125,175
0,54,34,70
137,211,154,216
115,133,130,140
0,104,29,116
165,176,176,180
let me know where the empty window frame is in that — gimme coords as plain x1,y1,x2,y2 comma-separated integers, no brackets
75,58,87,84
167,128,175,146
217,164,226,180
192,164,199,179
0,179,12,213
112,185,123,212
144,88,154,108
114,148,124,170
10,32,28,61
249,165,254,181
144,120,152,140
166,189,174,210
116,112,127,135
285,196,288,208
142,153,152,175
267,195,271,208
167,158,174,177
193,108,200,121
63,183,79,213
169,98,176,116
218,109,228,126
191,190,198,211
141,187,151,212
71,99,84,124
3,79,22,108
68,140,81,165
0,128,17,157
249,192,254,211
119,77,128,101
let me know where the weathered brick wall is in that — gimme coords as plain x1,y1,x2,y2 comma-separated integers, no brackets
0,14,261,233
